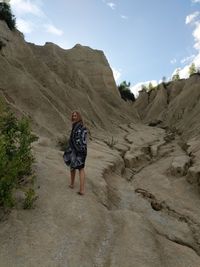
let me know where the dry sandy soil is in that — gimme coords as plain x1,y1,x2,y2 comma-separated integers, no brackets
1,123,200,267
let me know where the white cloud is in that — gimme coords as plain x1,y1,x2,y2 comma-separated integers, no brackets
185,10,200,51
120,15,128,20
192,0,200,3
55,40,70,50
10,0,64,39
111,67,121,82
170,58,177,64
181,55,195,64
171,67,189,79
179,66,190,78
16,18,34,33
131,80,158,98
171,11,200,80
193,53,200,69
107,2,116,10
186,11,199,24
44,24,63,36
171,55,200,79
193,22,200,50
130,82,144,97
176,61,200,81
10,0,45,17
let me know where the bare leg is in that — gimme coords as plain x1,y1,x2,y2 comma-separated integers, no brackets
79,168,85,194
70,169,76,188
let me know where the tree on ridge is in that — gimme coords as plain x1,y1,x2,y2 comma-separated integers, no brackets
117,81,135,102
189,63,197,76
172,69,180,81
0,1,16,30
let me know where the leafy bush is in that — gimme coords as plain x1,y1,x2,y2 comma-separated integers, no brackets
0,99,38,208
117,81,135,102
23,188,38,209
0,3,16,30
57,135,69,151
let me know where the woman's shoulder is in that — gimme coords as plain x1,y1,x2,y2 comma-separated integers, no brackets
73,122,86,132
78,122,87,130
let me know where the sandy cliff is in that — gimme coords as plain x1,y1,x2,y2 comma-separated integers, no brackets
0,20,137,139
134,74,200,139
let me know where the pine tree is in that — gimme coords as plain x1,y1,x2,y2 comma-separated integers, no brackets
172,69,180,81
189,63,197,76
148,82,154,91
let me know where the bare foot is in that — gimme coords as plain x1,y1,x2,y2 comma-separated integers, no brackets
69,184,74,189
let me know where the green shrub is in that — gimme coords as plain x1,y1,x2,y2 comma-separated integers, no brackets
0,99,38,208
0,3,16,30
57,135,69,151
23,188,38,209
117,81,135,102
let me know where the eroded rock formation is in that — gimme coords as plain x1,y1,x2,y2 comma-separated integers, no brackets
1,20,200,267
0,20,137,138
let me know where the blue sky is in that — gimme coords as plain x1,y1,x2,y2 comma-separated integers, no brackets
8,0,200,96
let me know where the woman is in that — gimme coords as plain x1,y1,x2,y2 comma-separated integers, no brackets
63,111,87,195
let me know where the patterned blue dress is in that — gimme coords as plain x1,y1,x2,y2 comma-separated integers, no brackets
63,121,87,170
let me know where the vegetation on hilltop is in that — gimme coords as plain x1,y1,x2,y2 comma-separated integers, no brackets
189,63,197,76
0,2,16,30
140,62,200,95
172,69,180,81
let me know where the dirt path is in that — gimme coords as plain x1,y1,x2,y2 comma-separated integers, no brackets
1,123,200,267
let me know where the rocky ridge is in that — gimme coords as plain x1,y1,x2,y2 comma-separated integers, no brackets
0,20,137,139
134,74,200,139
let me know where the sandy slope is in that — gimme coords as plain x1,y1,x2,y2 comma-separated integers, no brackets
1,123,200,267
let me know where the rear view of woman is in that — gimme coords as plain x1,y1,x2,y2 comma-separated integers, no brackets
63,111,87,195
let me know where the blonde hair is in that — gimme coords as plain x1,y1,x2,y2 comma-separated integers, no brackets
71,111,83,124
